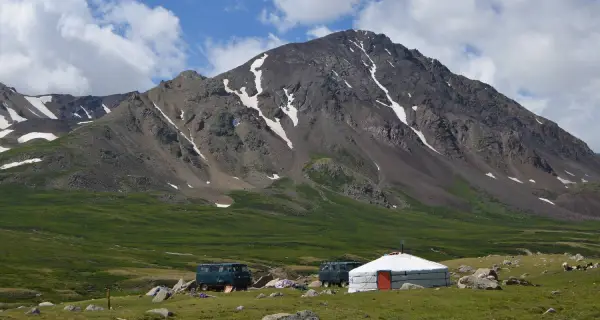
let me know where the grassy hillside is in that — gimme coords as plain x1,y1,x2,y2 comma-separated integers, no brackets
0,179,599,304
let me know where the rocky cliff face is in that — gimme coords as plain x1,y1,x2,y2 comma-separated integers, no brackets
0,29,598,219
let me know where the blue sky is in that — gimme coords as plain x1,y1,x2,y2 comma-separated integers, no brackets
138,0,358,74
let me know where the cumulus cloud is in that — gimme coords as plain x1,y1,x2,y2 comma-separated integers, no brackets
200,33,286,76
0,0,185,96
306,25,337,39
261,0,361,32
355,0,600,151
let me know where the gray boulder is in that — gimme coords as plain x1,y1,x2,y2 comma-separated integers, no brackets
457,265,474,273
38,302,54,307
473,268,498,281
269,292,284,298
63,305,81,312
308,281,322,288
262,310,320,320
25,307,40,315
146,308,174,318
301,289,319,297
256,293,267,299
400,283,424,290
320,289,336,295
457,275,501,290
85,304,104,311
152,288,171,303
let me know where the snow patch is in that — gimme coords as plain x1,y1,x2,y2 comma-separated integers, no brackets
387,61,395,67
538,198,555,205
412,106,418,111
73,113,82,118
1,158,42,170
10,88,16,93
529,179,536,183
0,129,14,139
350,39,440,154
384,48,392,55
206,181,211,184
565,170,575,176
17,132,58,143
582,178,588,183
233,177,240,180
7,107,27,122
375,100,389,107
332,70,339,77
508,176,524,184
215,203,231,208
0,146,9,153
167,183,178,190
23,96,57,119
102,104,111,114
151,102,207,160
446,81,451,87
349,47,354,52
536,118,543,125
375,163,380,171
80,106,92,119
267,174,281,180
557,176,576,184
77,121,93,125
27,108,41,117
407,93,412,98
282,88,299,126
187,184,193,188
486,172,496,179
179,110,184,120
0,114,9,129
223,54,293,149
344,80,352,88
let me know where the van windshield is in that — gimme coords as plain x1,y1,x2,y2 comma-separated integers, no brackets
233,265,248,272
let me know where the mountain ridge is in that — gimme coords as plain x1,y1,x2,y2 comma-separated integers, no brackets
1,29,599,220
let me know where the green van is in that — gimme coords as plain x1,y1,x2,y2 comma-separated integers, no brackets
318,261,362,287
196,263,252,291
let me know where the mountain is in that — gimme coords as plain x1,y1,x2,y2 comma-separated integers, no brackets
1,29,599,219
0,82,133,150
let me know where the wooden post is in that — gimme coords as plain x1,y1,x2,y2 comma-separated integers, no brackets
106,287,111,310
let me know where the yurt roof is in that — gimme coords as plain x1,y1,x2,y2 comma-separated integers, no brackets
349,253,447,274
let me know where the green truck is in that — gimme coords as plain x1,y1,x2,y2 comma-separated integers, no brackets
196,263,252,291
318,261,362,287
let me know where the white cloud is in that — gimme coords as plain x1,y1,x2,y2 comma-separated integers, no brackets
261,0,361,32
355,0,600,151
0,0,185,96
306,25,337,39
200,33,286,76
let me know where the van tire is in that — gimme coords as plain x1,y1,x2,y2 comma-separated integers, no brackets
322,281,330,288
340,281,348,287
200,283,209,291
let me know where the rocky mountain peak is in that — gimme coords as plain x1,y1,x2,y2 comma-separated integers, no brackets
0,30,599,220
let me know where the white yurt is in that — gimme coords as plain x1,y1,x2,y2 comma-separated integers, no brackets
348,252,450,293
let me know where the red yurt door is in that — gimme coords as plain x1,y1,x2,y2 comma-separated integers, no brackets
377,271,392,290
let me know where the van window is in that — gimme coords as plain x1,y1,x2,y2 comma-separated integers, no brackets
233,265,248,272
199,266,210,272
209,266,219,272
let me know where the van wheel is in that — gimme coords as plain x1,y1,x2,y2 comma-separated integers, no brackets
200,284,209,291
322,281,329,288
340,281,348,288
